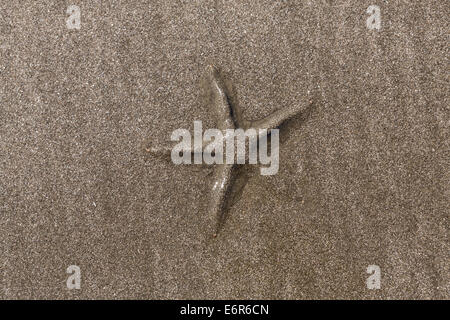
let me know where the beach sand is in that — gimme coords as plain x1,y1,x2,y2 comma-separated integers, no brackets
1,0,448,299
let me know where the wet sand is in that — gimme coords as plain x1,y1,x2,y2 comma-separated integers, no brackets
1,1,448,299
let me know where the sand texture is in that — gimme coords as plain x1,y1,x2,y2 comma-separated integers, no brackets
1,1,449,299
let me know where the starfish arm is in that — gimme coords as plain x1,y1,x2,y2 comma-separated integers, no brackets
206,65,242,130
146,141,204,156
144,145,173,158
248,104,305,131
208,163,234,236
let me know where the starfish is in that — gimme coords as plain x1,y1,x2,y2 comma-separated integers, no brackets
146,65,311,237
